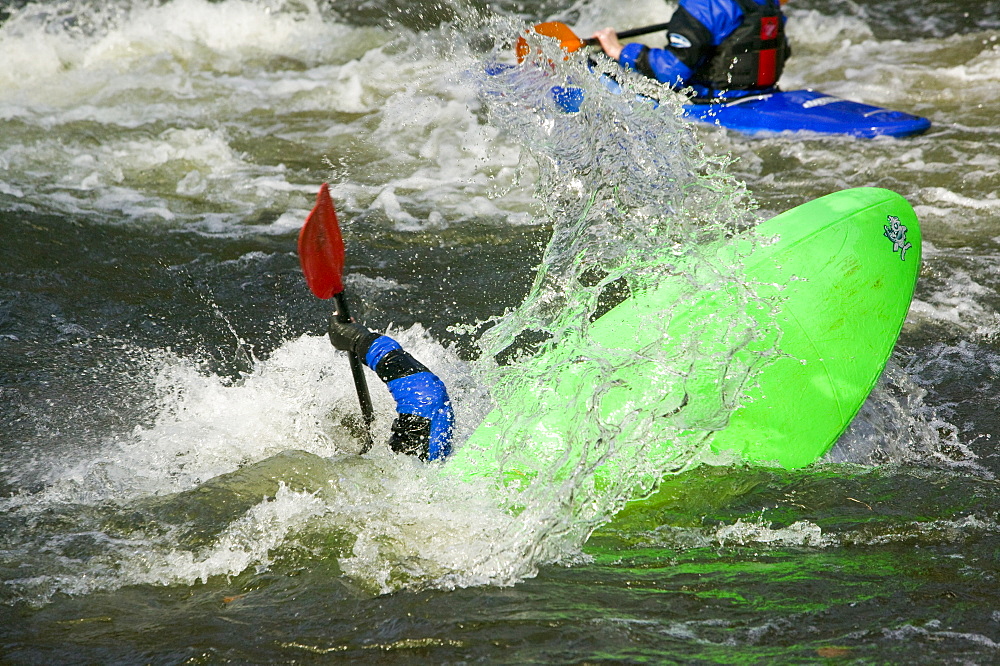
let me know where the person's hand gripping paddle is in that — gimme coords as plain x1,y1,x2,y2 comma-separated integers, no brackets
515,21,671,62
298,183,375,452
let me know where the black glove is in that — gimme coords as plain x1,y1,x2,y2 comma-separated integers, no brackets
328,318,379,357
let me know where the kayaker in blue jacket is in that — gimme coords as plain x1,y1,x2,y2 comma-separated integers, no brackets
591,0,790,101
328,319,454,461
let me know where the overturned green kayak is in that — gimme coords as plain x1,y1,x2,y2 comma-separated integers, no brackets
447,188,921,483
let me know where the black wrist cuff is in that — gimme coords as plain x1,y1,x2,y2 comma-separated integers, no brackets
374,348,429,383
353,331,381,360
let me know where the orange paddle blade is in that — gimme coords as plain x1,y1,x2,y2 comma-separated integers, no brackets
298,183,345,299
515,21,584,63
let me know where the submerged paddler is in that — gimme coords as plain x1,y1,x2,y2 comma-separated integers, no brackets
298,182,454,462
590,0,791,102
327,320,454,462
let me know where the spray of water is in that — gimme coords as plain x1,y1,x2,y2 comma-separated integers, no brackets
427,16,786,574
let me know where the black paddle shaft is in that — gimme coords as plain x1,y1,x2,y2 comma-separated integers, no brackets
333,292,376,453
582,22,671,46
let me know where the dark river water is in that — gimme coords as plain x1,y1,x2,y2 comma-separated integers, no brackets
2,0,1000,663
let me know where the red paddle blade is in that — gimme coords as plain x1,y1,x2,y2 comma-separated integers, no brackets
298,183,345,299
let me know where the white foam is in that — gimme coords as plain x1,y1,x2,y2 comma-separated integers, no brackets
122,484,331,587
921,187,1000,213
0,0,537,234
716,517,827,548
1,325,561,599
784,8,875,52
881,624,1000,649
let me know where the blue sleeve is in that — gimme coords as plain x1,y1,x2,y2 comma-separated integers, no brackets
617,0,748,88
364,335,454,461
364,335,403,369
386,372,454,461
619,42,693,87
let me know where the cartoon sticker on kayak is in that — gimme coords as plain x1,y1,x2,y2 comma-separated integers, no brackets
884,215,912,261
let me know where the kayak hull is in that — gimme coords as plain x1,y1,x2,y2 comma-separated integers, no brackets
682,89,931,138
447,188,921,482
483,63,930,138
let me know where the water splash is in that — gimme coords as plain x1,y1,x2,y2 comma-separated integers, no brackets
426,18,784,577
0,326,510,603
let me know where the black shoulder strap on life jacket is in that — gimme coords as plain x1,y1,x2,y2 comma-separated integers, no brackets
692,0,789,93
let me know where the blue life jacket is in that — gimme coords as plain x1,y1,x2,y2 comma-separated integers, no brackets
618,0,789,100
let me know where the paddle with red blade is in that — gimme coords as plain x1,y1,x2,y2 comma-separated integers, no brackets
298,183,375,452
516,21,670,61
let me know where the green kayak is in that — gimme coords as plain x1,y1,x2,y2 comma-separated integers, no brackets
446,187,921,485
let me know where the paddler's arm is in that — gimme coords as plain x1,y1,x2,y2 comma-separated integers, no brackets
590,0,729,88
591,26,695,88
328,320,454,461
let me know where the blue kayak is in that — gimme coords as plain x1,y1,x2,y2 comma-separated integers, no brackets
681,88,931,138
485,63,930,139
